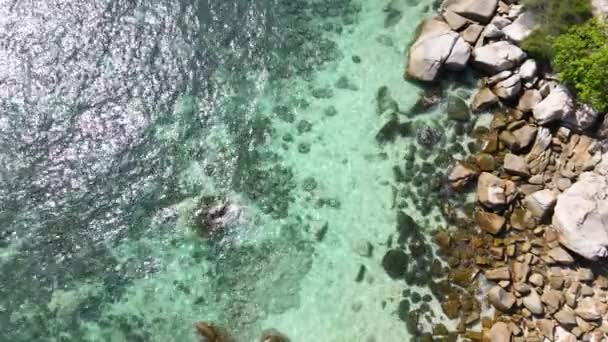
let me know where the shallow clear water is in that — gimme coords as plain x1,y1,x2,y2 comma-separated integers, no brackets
0,0,478,341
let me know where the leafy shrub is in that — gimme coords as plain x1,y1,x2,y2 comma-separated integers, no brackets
552,19,608,112
520,0,592,61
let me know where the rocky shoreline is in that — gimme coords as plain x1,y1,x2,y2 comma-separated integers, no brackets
406,0,608,340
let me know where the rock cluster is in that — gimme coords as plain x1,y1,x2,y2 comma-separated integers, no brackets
406,0,608,340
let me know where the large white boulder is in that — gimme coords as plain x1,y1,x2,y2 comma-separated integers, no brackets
532,85,575,125
472,41,526,73
553,171,608,260
445,0,499,24
407,18,461,82
518,59,538,83
444,36,472,70
532,86,600,130
503,12,538,43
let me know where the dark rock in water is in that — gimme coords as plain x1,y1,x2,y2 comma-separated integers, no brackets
335,75,358,91
386,234,393,248
406,310,420,335
195,321,226,342
420,162,434,174
324,106,338,117
398,299,411,321
296,120,312,134
433,152,451,169
260,329,290,342
393,165,405,182
311,87,334,99
382,249,409,279
447,143,465,155
418,148,431,160
406,144,417,159
352,55,362,63
302,177,317,192
193,196,244,238
384,8,403,28
311,222,328,241
273,105,296,123
410,86,443,115
376,114,413,144
453,122,465,136
447,95,471,121
355,264,366,282
467,141,479,154
416,125,442,148
409,237,429,258
326,198,341,208
411,292,422,303
282,133,294,143
298,142,311,153
397,211,418,244
433,323,449,336
376,86,399,115
294,98,310,109
420,332,434,342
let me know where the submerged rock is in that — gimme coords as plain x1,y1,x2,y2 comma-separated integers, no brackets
193,196,245,238
447,95,471,121
416,125,442,148
382,249,409,279
260,329,290,342
195,321,226,342
375,114,413,144
410,86,443,114
376,86,399,115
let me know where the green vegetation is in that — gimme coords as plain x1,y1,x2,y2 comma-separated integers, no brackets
518,0,608,111
552,20,608,112
520,0,592,61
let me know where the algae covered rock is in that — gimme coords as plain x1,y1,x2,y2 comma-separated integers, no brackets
447,95,471,121
382,249,409,279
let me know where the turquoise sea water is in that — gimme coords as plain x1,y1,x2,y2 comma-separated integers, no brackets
0,0,482,340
